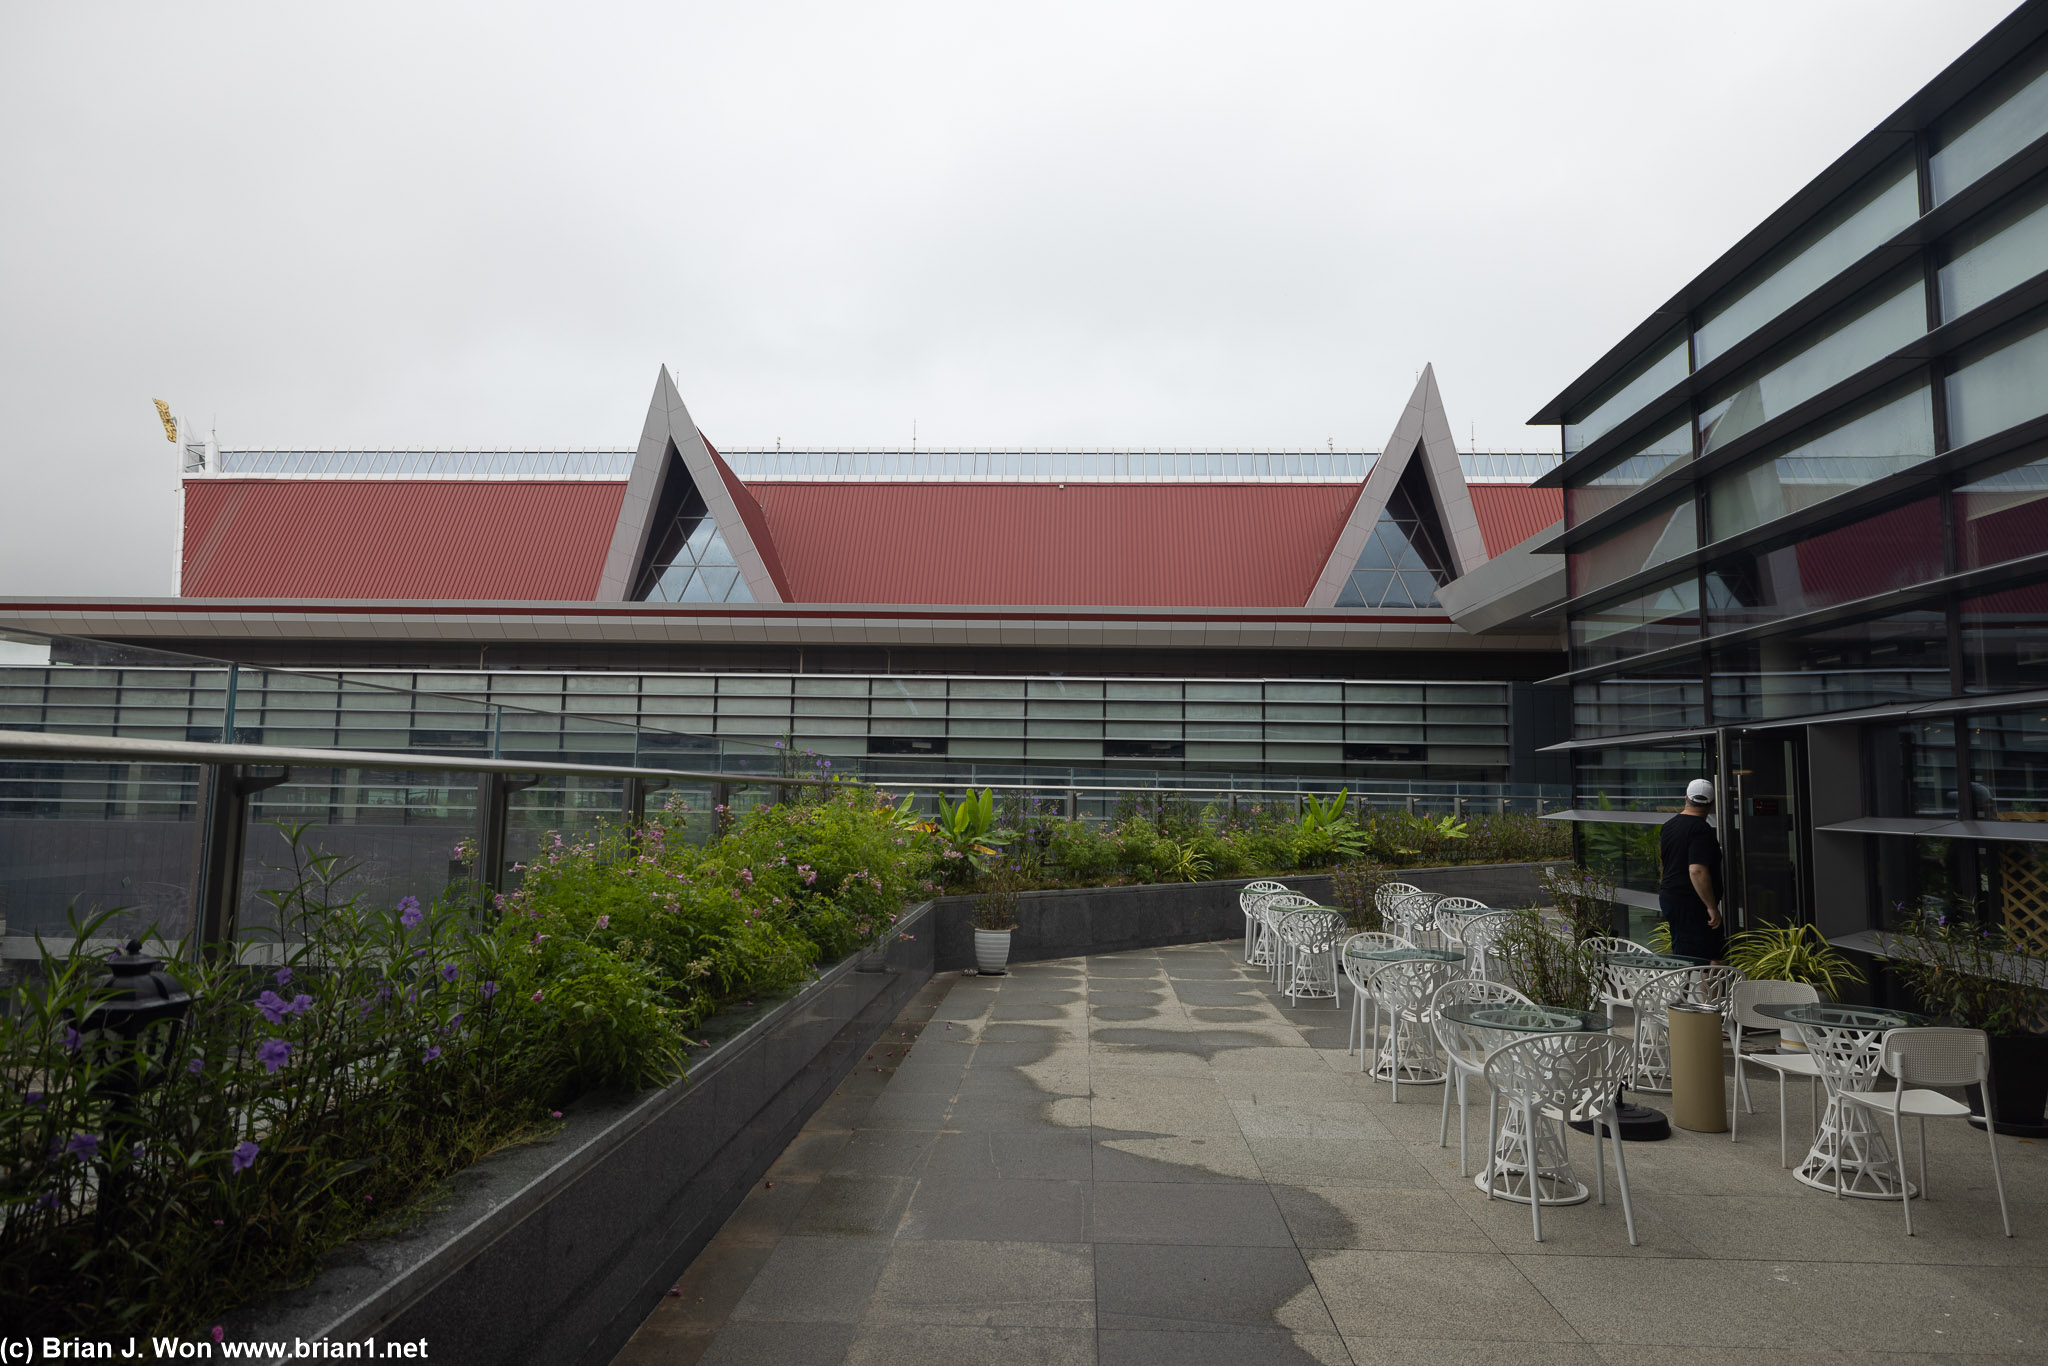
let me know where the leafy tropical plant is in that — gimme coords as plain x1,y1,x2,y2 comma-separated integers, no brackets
1494,905,1600,1011
1540,864,1617,943
1725,923,1864,997
1292,791,1367,866
1153,837,1213,884
925,788,1016,885
1328,858,1390,931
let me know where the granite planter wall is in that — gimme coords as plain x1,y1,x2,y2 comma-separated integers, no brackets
233,901,937,1366
929,861,1560,971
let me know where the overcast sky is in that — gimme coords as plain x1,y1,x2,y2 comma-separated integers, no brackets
0,0,2021,596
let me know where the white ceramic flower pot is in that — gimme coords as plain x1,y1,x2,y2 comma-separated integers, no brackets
974,928,1013,975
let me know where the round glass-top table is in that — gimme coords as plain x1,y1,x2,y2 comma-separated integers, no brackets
1350,947,1464,1090
1440,1000,1612,1205
1754,1001,1929,1198
1345,945,1465,964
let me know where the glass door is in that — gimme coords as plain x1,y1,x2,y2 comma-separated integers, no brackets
1728,730,1811,929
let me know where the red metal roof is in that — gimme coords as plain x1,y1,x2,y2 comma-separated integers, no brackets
1469,484,1564,557
181,480,623,600
748,482,1359,607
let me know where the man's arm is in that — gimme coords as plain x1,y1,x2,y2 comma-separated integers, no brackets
1689,863,1722,929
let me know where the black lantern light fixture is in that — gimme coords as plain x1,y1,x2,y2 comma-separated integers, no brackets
81,939,195,1085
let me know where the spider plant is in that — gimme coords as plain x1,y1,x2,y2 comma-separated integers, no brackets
1724,922,1863,997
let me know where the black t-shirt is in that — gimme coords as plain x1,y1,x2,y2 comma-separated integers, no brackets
1658,812,1721,909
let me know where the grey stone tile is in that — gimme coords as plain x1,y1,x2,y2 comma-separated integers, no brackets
1094,1243,1335,1333
789,1175,915,1238
767,1127,854,1178
1100,1328,1351,1365
857,1089,954,1131
1348,1340,1596,1366
944,1093,1070,1132
1088,1179,1294,1246
1248,1136,1442,1189
863,1239,1094,1328
842,1324,1095,1365
1092,1132,1264,1183
828,1129,937,1178
1271,1184,1495,1252
696,1321,855,1366
1230,1097,1390,1140
1308,1248,1581,1342
654,1235,777,1326
718,1175,818,1245
899,1177,1089,1242
925,1128,1095,1181
728,1235,893,1324
882,1061,968,1095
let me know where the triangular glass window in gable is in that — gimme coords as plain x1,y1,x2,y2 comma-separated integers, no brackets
1335,457,1455,608
633,446,756,604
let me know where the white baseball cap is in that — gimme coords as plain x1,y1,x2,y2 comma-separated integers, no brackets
1686,779,1715,805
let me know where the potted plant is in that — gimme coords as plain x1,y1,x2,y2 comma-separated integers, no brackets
1879,904,2048,1137
972,866,1024,975
1724,923,1864,999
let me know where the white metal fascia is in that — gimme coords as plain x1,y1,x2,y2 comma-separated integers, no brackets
1305,365,1492,608
594,367,785,604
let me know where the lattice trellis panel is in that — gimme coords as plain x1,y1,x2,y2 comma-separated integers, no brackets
1997,841,2048,955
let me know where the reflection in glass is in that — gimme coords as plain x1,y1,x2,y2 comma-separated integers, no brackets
1709,609,1950,722
635,467,757,605
1572,659,1706,737
1568,497,1696,598
1969,709,2048,821
1570,575,1699,669
1930,45,2048,205
1941,181,2048,321
1701,498,1945,634
1334,463,1454,608
1695,158,1918,365
1563,416,1691,528
1705,383,1933,541
1957,450,2048,570
1563,330,1689,454
1963,579,2048,693
1697,277,1925,454
1948,312,2048,447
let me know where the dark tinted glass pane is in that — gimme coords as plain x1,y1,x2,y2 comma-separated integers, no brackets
1947,311,2048,447
1962,578,2048,693
1971,708,2048,821
1563,415,1691,528
1568,496,1697,598
1702,498,1944,635
1572,657,1706,737
1940,178,2048,321
1706,383,1933,541
1956,450,2048,570
1709,609,1950,722
1564,331,1689,454
1570,576,1700,670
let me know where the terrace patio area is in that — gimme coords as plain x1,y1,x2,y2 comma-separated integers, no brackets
615,942,2048,1366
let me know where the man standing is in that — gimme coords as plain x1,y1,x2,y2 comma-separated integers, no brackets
1659,778,1725,961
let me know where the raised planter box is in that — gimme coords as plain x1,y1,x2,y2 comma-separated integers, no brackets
231,901,937,1366
929,861,1560,971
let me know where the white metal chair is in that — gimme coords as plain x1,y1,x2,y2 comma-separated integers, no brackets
1278,909,1348,1007
1484,1032,1640,1245
1432,897,1489,949
1342,930,1412,1063
1240,880,1288,964
1457,912,1515,983
1372,956,1460,1102
1629,965,1743,1094
1576,935,1651,1021
1838,1027,2012,1237
1375,882,1422,922
1430,977,1534,1176
1390,891,1442,947
1727,979,1824,1166
1258,893,1319,986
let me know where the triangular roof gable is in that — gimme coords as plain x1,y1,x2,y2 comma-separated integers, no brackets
596,367,789,603
1306,365,1489,608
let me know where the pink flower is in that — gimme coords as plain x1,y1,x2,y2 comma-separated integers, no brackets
595,915,610,929
531,990,545,1002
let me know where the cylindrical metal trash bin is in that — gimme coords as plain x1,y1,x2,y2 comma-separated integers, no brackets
1669,1001,1728,1133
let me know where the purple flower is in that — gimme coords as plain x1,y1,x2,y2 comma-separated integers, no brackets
530,990,544,1003
65,1133,98,1163
24,1091,44,1107
422,1045,442,1063
60,1025,81,1053
230,1140,259,1174
595,915,610,930
479,980,498,1000
255,991,314,1025
256,1039,292,1074
35,1191,57,1211
274,967,292,986
398,895,423,928
187,1057,203,1076
440,964,459,983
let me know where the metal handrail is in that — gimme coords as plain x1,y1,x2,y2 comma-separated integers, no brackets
0,728,851,789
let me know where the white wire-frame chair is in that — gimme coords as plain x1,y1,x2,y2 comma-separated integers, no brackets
1839,1027,2012,1237
1278,909,1349,1007
1372,956,1461,1101
1375,882,1423,920
1432,897,1490,950
1457,912,1516,983
1727,979,1823,1166
1430,978,1535,1176
1575,936,1651,1021
1390,892,1443,947
1240,880,1289,965
1630,965,1744,1094
1484,1032,1640,1245
1259,893,1321,986
1342,930,1413,1065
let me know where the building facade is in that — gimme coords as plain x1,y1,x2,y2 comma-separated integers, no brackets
1535,1,2048,946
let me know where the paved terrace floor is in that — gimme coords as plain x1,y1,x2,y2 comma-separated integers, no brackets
617,943,2048,1366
